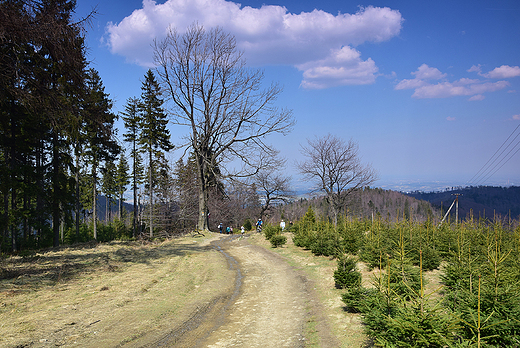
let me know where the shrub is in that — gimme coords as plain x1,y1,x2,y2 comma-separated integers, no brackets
310,228,340,257
359,241,389,270
301,206,316,225
292,232,307,248
337,218,366,254
343,285,458,347
270,234,287,248
292,226,315,250
411,245,441,271
243,219,252,231
380,264,422,301
341,286,368,313
263,224,279,240
333,256,361,289
64,223,91,244
373,302,457,348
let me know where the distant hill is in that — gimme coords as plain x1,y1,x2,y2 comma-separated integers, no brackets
348,187,438,221
282,187,439,223
405,186,520,220
94,196,134,221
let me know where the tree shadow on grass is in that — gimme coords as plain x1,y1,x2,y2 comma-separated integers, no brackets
0,238,213,291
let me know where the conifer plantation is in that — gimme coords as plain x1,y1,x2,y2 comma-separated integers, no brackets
288,207,520,347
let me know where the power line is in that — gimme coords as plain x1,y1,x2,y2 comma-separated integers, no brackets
475,139,520,186
466,123,519,185
473,134,520,185
466,123,520,186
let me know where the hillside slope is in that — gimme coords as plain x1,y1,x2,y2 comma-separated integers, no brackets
406,186,520,220
281,187,438,223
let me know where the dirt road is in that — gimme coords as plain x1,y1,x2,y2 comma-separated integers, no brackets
1,234,342,348
155,234,339,348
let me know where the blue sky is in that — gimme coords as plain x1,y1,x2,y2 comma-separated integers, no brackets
74,0,520,192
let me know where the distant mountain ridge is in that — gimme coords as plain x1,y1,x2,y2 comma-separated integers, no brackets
94,195,134,221
282,187,439,223
405,186,520,220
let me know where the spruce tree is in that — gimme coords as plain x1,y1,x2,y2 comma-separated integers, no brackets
82,68,119,240
115,153,130,220
122,97,144,237
101,160,117,223
0,0,91,249
138,70,173,238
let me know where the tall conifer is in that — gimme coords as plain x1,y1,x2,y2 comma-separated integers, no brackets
138,70,173,238
115,153,130,220
82,68,119,240
122,97,144,237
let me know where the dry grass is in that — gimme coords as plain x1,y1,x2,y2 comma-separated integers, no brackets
0,231,445,348
0,234,232,348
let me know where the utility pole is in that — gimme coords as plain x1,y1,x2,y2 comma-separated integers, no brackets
438,193,462,227
453,193,462,225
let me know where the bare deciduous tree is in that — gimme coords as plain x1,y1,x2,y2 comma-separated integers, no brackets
298,134,378,225
154,24,294,232
255,169,293,220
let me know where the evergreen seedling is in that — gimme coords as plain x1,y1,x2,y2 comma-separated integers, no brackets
269,234,287,248
263,224,279,240
333,255,361,289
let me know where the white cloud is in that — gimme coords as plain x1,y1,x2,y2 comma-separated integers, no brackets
513,114,520,120
412,80,509,99
467,64,520,79
396,64,511,99
296,46,378,89
105,0,403,88
481,65,520,79
468,94,485,101
395,78,426,90
412,64,446,80
394,64,445,90
446,116,456,121
467,64,481,73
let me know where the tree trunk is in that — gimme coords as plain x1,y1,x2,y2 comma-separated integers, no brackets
196,153,209,232
52,134,60,248
36,140,44,243
2,192,7,252
138,195,141,236
23,166,28,243
75,150,80,243
11,188,17,252
60,203,64,242
259,199,270,220
118,194,122,220
132,142,137,238
197,187,209,232
92,162,97,240
133,176,137,238
10,115,17,251
149,150,153,238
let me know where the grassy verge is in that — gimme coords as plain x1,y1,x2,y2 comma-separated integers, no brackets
0,234,232,348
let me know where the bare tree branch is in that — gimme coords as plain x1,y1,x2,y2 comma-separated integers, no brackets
154,23,294,231
297,134,378,225
254,167,294,220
